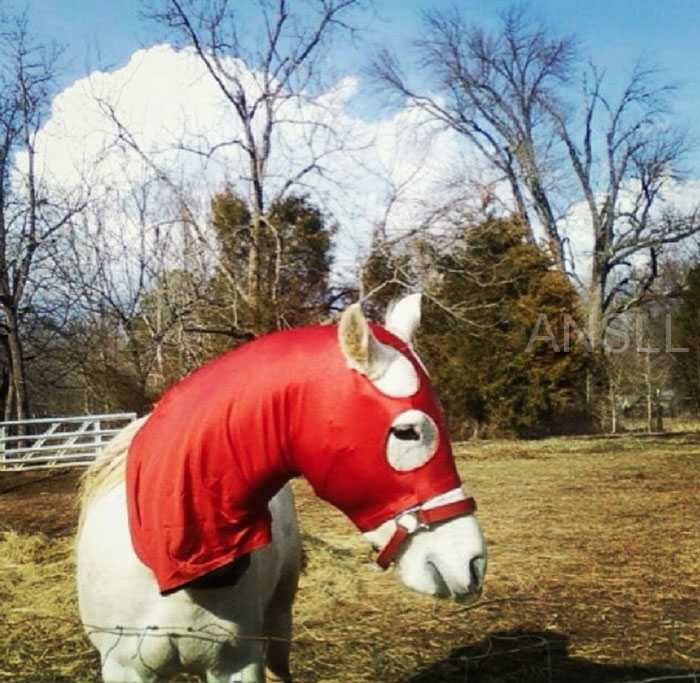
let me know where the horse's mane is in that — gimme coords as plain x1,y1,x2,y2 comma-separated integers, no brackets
78,416,148,529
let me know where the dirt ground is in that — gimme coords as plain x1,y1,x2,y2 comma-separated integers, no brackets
1,432,699,682
0,469,80,537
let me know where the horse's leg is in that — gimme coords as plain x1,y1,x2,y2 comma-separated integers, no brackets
207,651,265,683
101,658,158,682
78,484,182,682
264,608,293,683
200,619,265,683
189,562,267,683
263,568,298,683
263,487,301,683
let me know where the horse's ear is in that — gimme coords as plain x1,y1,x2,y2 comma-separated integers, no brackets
385,293,422,343
338,303,390,379
338,302,420,395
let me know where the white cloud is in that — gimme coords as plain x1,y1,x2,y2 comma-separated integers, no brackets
32,43,487,280
33,42,699,291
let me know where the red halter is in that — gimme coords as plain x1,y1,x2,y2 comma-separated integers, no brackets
376,495,477,569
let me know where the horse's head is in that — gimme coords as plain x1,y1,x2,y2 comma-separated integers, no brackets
294,295,486,601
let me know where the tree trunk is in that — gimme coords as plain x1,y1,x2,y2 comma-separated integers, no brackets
645,353,653,434
3,307,30,427
654,390,663,432
585,369,592,407
587,264,607,412
587,277,605,353
609,380,617,434
247,213,263,332
2,367,12,421
1,335,11,420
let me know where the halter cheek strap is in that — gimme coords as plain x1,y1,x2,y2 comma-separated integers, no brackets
375,492,478,569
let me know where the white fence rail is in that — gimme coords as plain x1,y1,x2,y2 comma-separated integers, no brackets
0,413,137,471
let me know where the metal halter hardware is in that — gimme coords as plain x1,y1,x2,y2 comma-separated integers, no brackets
375,496,478,569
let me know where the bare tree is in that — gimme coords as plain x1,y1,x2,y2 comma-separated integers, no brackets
91,0,364,336
373,7,573,263
373,5,700,339
0,14,87,422
52,177,210,411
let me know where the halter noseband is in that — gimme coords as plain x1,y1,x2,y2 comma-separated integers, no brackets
375,493,477,569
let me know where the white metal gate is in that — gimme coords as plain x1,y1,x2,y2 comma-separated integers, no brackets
0,413,137,471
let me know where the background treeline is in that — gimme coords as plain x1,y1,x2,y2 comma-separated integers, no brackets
13,196,700,438
1,2,700,438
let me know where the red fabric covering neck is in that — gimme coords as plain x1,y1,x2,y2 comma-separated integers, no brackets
126,323,462,593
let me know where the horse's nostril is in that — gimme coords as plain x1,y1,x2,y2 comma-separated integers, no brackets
469,554,486,589
426,560,450,598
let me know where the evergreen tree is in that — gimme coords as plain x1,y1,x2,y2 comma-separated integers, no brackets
208,189,336,335
419,218,591,437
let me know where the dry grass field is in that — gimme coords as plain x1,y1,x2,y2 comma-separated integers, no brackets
1,430,699,682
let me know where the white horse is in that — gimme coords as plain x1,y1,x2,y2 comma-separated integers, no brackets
76,296,486,682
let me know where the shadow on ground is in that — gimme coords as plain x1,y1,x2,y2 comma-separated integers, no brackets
409,630,698,683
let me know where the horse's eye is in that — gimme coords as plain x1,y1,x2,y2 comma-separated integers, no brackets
391,425,420,441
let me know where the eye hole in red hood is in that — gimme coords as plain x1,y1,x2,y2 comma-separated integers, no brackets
386,409,439,472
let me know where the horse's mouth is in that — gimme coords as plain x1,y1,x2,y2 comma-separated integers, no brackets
454,586,483,605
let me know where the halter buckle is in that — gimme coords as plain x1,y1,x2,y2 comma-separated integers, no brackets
395,509,428,534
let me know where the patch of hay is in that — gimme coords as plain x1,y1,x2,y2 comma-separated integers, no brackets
0,531,97,681
289,433,700,681
1,432,699,681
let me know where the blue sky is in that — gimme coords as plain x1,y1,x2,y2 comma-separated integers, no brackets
13,1,700,170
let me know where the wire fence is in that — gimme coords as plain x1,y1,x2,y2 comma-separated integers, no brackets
3,613,698,683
